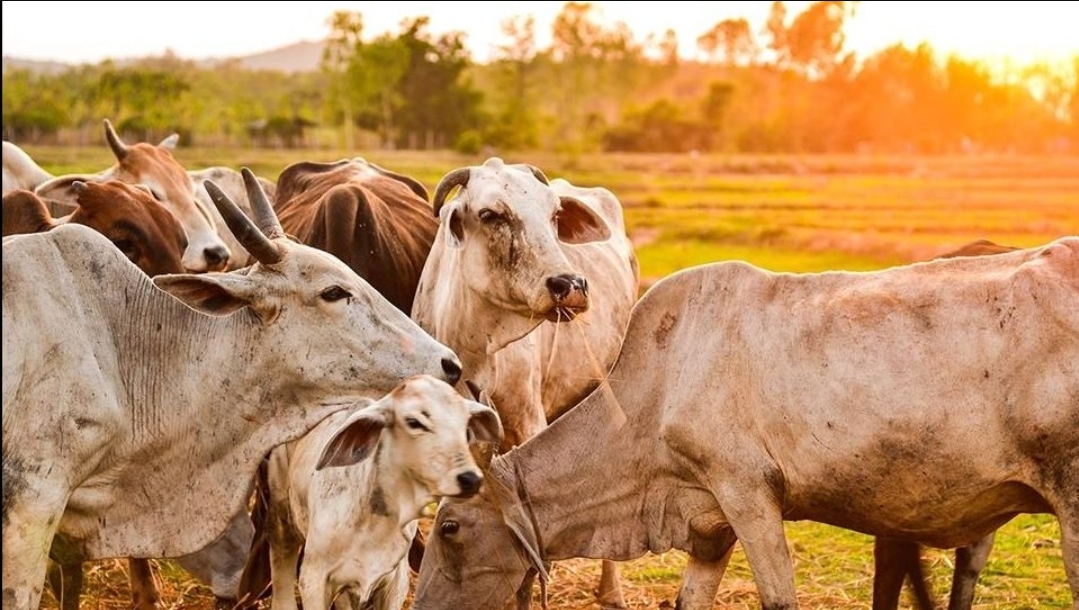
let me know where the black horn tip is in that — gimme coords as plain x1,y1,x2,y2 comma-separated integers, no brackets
203,179,227,203
528,165,550,185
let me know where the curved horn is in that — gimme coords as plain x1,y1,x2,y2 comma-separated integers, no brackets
103,119,129,160
203,179,282,265
432,167,471,218
526,164,549,185
241,167,285,239
367,161,430,202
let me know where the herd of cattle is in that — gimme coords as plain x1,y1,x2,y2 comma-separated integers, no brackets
2,120,1075,610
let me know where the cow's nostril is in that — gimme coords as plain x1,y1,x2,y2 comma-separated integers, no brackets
441,357,462,385
575,276,588,297
546,274,575,301
457,471,482,496
204,245,230,268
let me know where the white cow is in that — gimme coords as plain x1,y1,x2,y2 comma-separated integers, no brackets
411,237,1079,610
1,141,53,194
411,158,639,607
1,169,462,610
265,375,503,610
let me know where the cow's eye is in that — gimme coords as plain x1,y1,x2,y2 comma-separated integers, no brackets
478,208,501,224
440,520,460,536
320,286,351,302
405,417,429,432
113,239,137,257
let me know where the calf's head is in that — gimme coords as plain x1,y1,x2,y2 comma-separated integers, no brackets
317,374,504,498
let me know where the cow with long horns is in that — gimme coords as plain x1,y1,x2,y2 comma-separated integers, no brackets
2,168,462,610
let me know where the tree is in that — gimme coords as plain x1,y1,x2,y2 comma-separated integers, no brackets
487,15,542,150
785,1,856,78
394,17,482,150
322,10,364,148
549,2,645,152
697,18,758,67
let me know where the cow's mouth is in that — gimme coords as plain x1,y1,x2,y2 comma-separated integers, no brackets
545,306,584,323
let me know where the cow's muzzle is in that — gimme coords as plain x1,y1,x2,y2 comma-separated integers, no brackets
545,274,589,321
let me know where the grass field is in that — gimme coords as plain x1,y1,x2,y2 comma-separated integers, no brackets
22,145,1077,609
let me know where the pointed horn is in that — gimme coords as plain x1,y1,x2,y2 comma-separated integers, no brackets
240,167,284,239
103,119,129,160
432,167,471,218
526,164,549,185
203,179,282,265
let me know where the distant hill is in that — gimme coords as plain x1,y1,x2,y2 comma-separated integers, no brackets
229,40,325,73
2,56,72,75
2,39,327,75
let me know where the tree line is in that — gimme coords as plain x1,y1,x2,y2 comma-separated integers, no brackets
3,1,1076,154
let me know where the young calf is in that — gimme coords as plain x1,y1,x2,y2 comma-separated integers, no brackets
264,374,503,610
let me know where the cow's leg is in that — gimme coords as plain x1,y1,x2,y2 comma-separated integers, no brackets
948,532,995,610
297,557,335,610
128,559,160,610
266,510,302,610
3,490,68,610
674,529,738,610
44,534,86,610
872,537,935,610
595,560,626,608
1058,511,1079,610
719,492,797,610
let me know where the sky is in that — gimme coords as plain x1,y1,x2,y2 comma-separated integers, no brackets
2,1,1077,68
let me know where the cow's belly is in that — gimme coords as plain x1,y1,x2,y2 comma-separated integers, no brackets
783,474,1050,548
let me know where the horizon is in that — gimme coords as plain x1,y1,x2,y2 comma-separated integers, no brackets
3,1,1077,71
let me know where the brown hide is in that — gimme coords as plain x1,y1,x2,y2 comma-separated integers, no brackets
2,183,186,276
274,159,437,313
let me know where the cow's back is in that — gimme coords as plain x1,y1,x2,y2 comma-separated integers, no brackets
274,160,436,312
2,226,137,474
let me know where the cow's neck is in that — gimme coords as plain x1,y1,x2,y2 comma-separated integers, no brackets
434,285,542,376
497,380,660,561
79,282,345,558
116,291,338,447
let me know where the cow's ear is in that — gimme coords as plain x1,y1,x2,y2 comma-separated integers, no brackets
557,196,611,244
445,203,464,248
35,174,105,205
158,133,180,149
153,274,273,320
467,402,504,445
316,402,386,469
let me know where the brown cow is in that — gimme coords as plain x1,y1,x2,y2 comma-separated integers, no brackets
272,158,437,314
2,182,186,276
34,119,231,272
